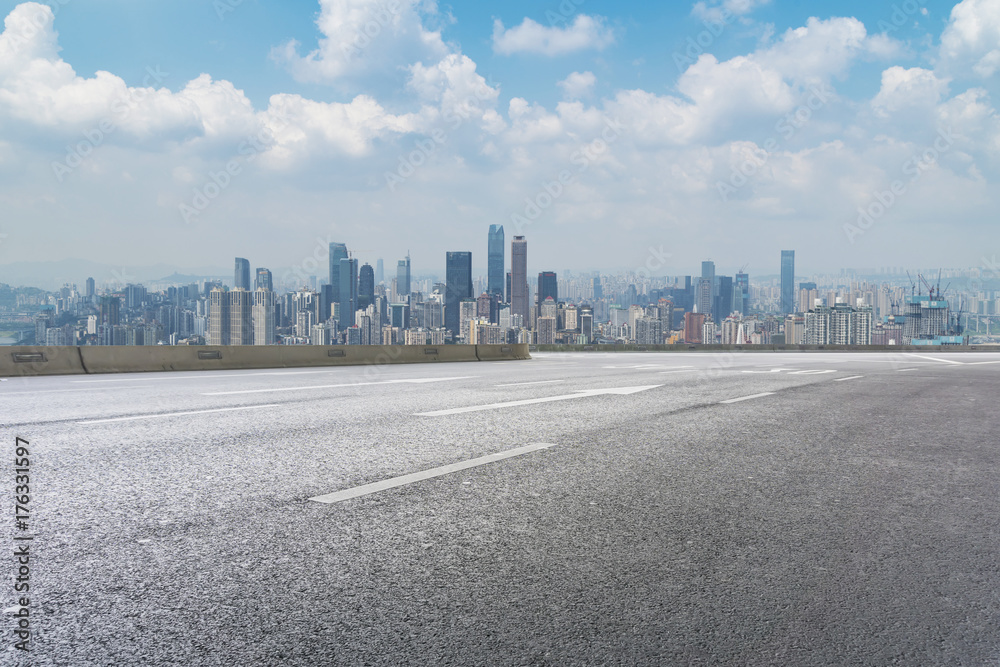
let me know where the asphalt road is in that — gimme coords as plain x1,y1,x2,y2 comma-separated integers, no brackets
3,351,1000,666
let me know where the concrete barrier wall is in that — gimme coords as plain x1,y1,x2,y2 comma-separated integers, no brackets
533,343,999,353
0,346,87,377
0,344,529,377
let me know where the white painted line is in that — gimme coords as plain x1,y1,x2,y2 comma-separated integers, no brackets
77,404,281,425
966,360,1000,365
742,369,792,374
659,369,697,374
495,380,566,387
416,385,662,417
897,368,919,372
901,353,964,365
309,443,557,504
719,392,775,404
204,376,474,396
789,369,837,375
834,375,864,382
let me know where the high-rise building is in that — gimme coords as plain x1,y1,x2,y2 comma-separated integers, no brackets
329,242,348,298
234,258,251,291
488,225,504,298
696,278,712,316
359,263,375,310
229,289,253,345
511,236,528,324
375,258,384,284
780,250,795,315
734,272,749,315
701,261,716,300
445,251,473,338
208,288,229,345
85,277,95,299
592,276,603,300
714,275,733,324
255,268,272,291
252,288,276,345
684,312,706,344
99,296,120,327
396,254,411,298
538,272,558,313
339,257,358,327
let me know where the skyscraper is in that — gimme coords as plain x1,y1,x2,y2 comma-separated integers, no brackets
208,288,228,345
255,268,272,292
592,276,603,300
375,258,384,284
234,258,251,291
339,257,358,327
329,242,348,296
396,254,411,297
85,277,95,299
488,225,504,298
359,263,375,310
229,289,253,345
780,250,795,315
445,251,473,338
734,271,749,315
511,236,528,324
538,271,558,312
701,260,716,301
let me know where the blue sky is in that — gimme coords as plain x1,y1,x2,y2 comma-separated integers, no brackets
0,0,997,285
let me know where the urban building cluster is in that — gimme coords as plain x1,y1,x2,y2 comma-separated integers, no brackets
4,235,990,348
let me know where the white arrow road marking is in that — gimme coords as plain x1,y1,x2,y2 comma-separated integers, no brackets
309,443,557,504
495,380,566,387
901,353,965,365
719,392,775,404
415,385,663,417
77,404,281,425
203,376,474,396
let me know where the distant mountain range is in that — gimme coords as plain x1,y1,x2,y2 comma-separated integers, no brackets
0,259,230,291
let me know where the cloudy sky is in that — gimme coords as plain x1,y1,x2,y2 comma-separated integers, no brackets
0,0,997,283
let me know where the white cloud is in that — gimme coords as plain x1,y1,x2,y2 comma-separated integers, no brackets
755,17,901,84
271,0,449,85
940,0,1000,77
557,71,596,99
871,67,950,119
692,0,771,24
492,15,615,57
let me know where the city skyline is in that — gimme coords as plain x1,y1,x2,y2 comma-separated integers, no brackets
0,1,998,279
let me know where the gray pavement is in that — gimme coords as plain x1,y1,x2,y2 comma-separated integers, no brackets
3,351,1000,665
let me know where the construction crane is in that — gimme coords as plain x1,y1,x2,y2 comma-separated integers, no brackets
906,271,917,296
738,263,749,275
919,273,935,299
